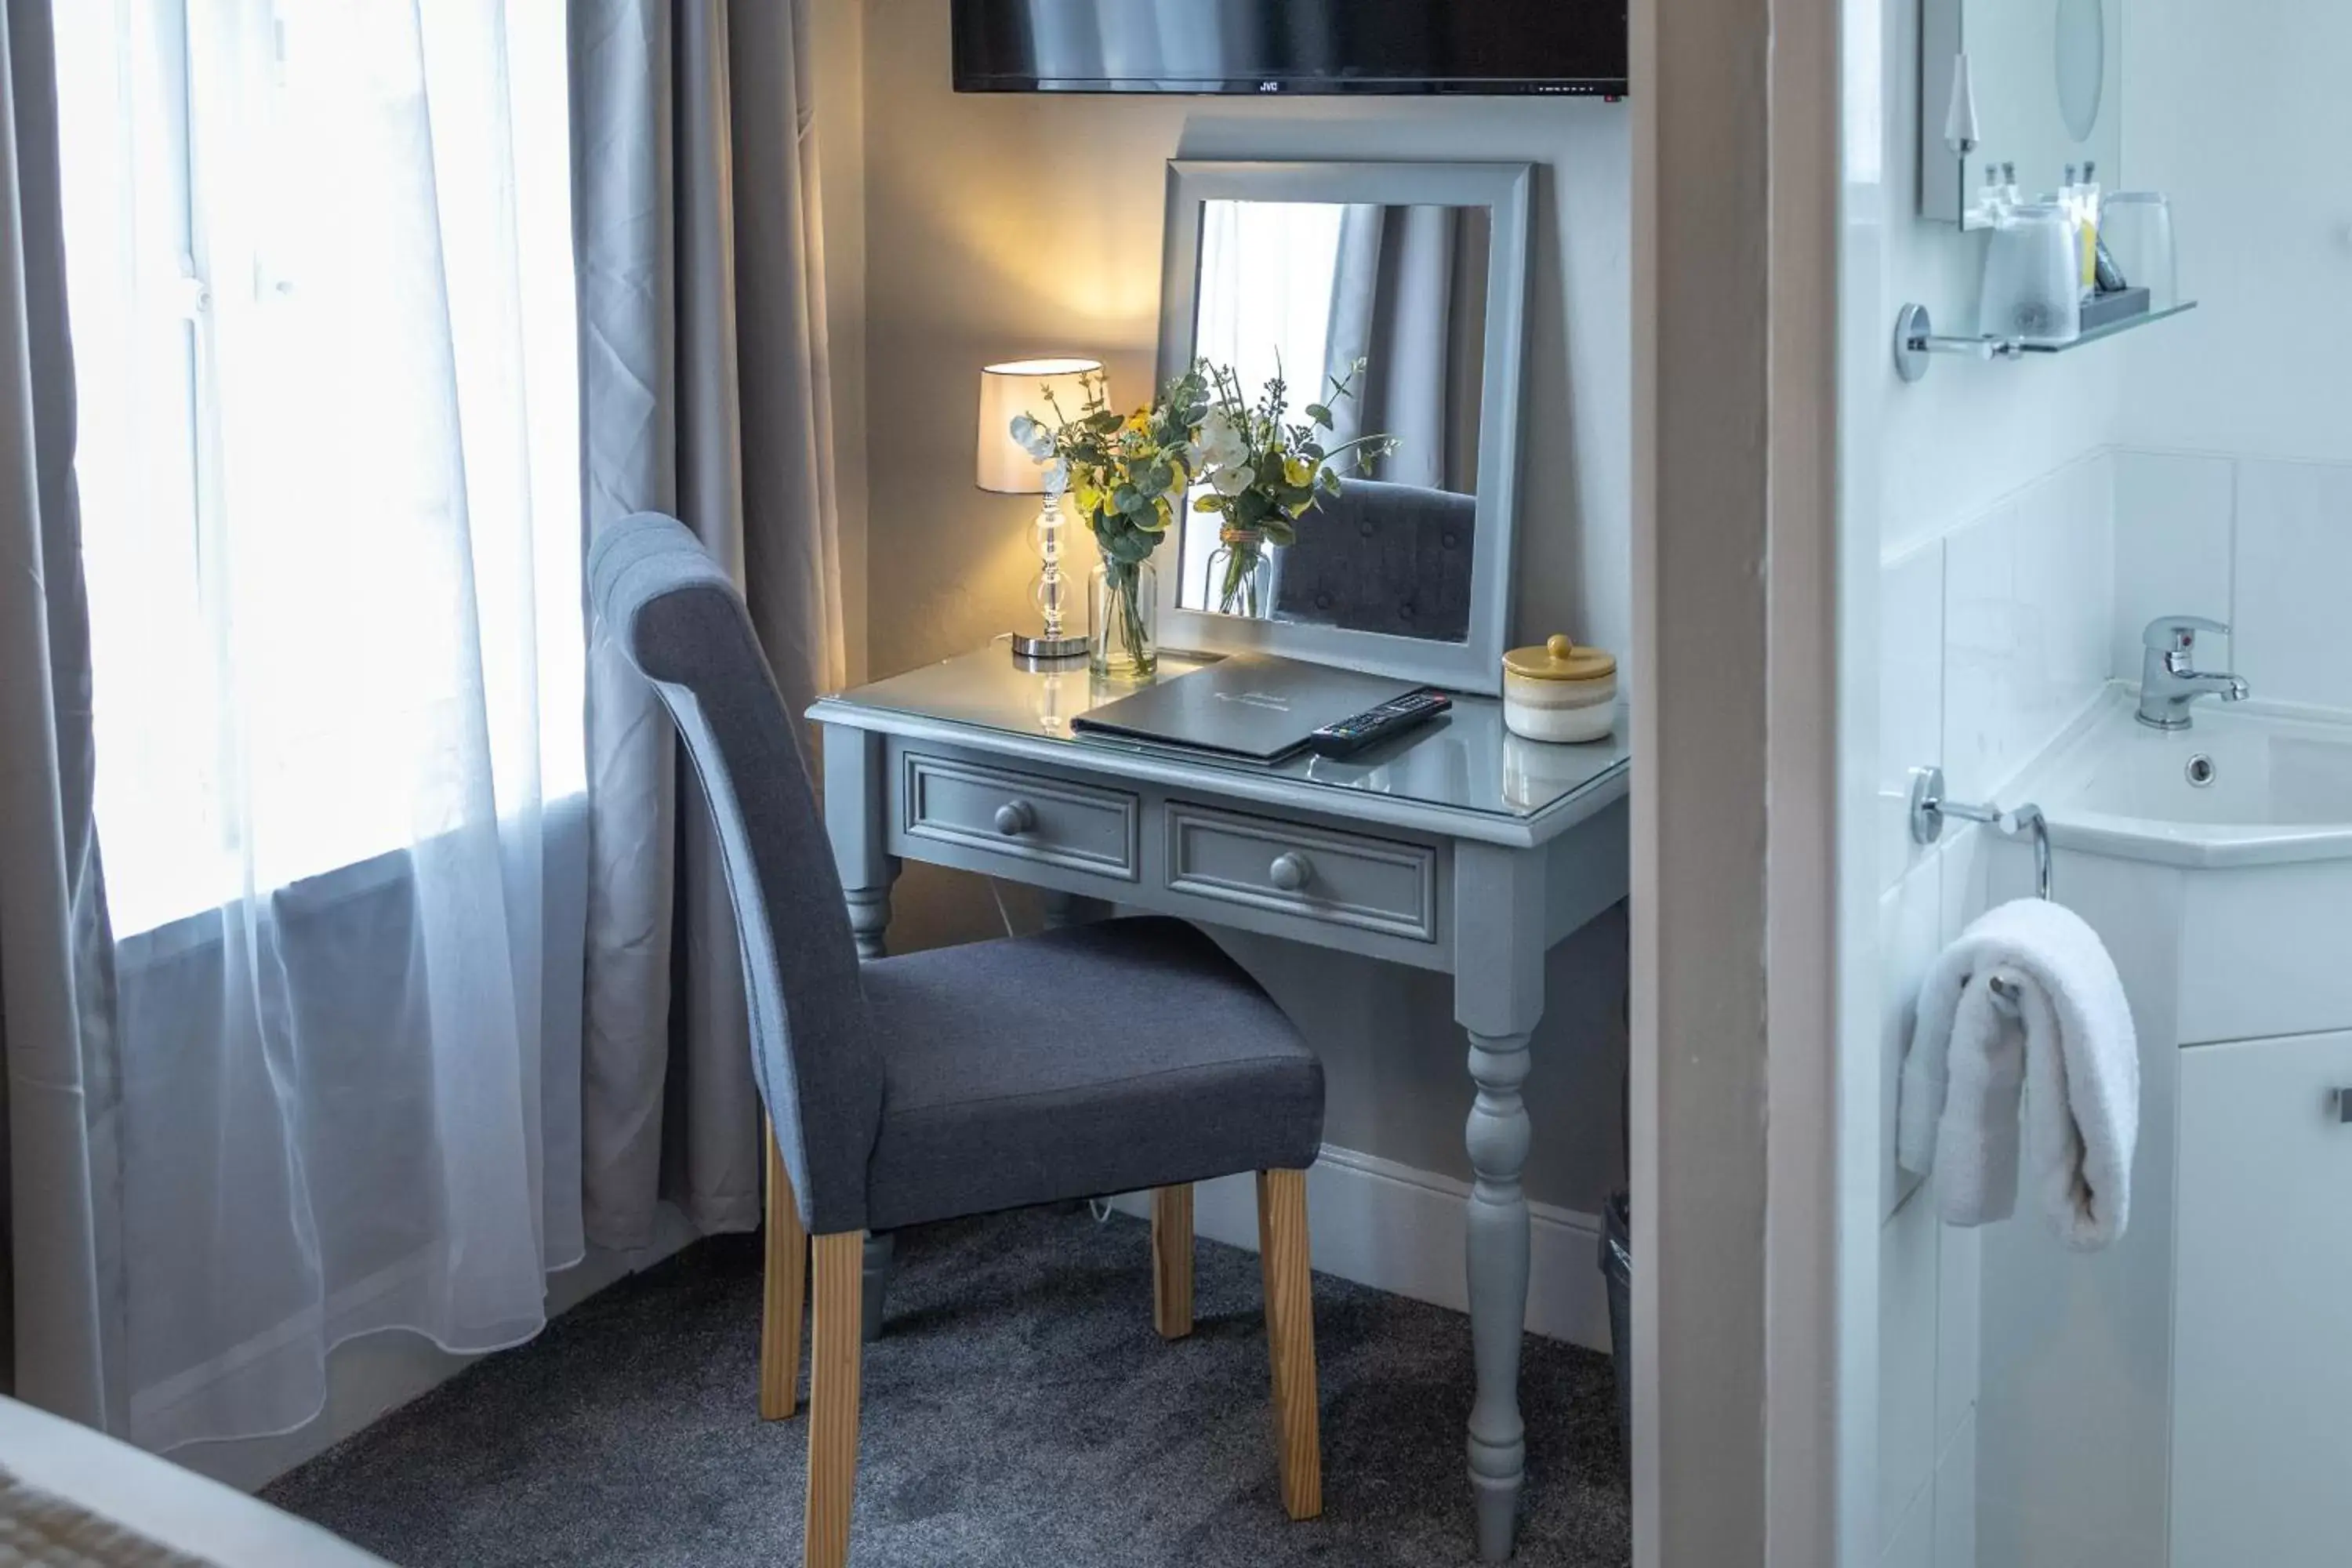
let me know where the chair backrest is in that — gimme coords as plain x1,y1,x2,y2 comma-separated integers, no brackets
588,513,880,1236
1272,477,1477,642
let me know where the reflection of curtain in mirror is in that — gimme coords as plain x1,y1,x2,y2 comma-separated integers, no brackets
1323,205,1490,493
1193,201,1345,405
1187,200,1345,601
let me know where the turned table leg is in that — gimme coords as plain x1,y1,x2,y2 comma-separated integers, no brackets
1465,1026,1535,1561
1454,841,1549,1563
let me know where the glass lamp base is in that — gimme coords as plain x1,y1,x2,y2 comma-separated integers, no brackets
1009,629,1091,662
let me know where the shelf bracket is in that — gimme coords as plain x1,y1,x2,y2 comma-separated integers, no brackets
1893,302,2027,383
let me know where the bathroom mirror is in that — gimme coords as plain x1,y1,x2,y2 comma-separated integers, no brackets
1153,160,1531,693
1922,0,2123,226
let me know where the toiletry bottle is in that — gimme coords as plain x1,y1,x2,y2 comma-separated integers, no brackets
2056,166,2087,299
1981,162,2005,223
2077,160,2103,292
2001,162,2020,209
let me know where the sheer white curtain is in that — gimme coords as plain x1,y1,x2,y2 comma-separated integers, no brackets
55,0,586,1449
1183,198,1343,606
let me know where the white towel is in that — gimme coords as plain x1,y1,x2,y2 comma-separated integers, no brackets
1895,898,2138,1250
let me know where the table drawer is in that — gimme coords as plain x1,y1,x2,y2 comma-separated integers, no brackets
901,753,1139,881
1165,802,1437,942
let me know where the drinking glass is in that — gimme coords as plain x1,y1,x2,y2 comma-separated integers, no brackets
2101,192,2178,310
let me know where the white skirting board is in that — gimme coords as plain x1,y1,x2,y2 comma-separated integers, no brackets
1110,1145,1613,1354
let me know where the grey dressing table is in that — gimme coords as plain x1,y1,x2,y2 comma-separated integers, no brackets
808,644,1628,1561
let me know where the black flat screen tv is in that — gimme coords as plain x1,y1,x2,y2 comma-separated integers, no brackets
951,0,1628,99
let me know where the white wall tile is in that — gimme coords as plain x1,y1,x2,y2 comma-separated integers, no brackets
2037,451,2117,710
1942,458,2116,801
1939,826,1990,945
1882,856,1944,1221
2110,450,2234,682
2235,457,2352,711
1880,542,1945,892
1941,498,2028,800
1884,1479,1935,1568
1936,1221,1980,1446
1880,1190,1941,1557
1933,1414,1979,1568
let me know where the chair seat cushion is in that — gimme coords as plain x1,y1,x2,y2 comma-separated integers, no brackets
858,917,1323,1232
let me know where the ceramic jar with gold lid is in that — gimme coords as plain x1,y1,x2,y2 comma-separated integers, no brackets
1501,634,1617,743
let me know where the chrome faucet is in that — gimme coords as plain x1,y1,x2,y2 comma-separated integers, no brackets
2137,615,2249,730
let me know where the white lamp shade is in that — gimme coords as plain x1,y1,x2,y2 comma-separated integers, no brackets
976,357,1103,494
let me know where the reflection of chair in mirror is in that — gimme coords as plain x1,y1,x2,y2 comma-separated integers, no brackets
1272,477,1475,641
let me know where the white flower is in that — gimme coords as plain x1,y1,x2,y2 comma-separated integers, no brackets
1197,409,1248,470
1210,464,1254,497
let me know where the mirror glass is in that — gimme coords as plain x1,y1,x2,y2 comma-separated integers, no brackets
1173,198,1493,644
1925,0,2123,224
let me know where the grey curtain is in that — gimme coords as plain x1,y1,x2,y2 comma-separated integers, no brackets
571,0,847,1249
0,0,125,1426
1323,204,1490,495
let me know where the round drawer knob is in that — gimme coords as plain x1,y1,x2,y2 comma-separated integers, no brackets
994,800,1036,836
1269,851,1313,892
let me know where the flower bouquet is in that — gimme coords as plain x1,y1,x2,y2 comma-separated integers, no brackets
1189,359,1396,618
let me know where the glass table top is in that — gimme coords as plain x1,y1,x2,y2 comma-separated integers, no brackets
814,644,1630,823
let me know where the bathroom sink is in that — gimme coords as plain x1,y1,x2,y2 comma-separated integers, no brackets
2033,691,2352,868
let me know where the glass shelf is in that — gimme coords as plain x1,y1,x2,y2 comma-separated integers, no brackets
1894,300,2198,382
2015,301,2199,354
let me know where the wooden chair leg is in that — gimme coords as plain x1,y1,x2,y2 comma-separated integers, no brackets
1256,1168,1323,1521
1152,1185,1195,1340
760,1116,808,1421
805,1231,866,1568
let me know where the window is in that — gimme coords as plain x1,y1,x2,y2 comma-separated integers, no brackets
55,1,583,938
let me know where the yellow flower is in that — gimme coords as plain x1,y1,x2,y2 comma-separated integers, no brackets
1123,408,1151,433
1283,456,1315,488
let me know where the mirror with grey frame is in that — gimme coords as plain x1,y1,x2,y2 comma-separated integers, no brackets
1152,160,1532,694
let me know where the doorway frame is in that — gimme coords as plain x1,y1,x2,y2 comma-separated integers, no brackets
1630,0,1872,1560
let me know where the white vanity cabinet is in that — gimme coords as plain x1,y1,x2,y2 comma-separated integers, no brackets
2171,1030,2352,1568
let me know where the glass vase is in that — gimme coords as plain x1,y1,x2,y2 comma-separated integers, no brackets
1206,531,1276,619
1089,557,1158,682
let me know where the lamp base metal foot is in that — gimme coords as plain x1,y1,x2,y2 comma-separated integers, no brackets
1010,630,1091,662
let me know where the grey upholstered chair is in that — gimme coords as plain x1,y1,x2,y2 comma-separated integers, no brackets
1272,477,1477,641
589,514,1328,1568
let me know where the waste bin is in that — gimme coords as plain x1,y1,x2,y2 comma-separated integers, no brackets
1601,1187,1632,1479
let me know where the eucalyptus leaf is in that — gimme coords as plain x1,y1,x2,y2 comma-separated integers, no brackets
1305,403,1333,427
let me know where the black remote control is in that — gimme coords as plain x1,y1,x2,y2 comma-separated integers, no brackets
1305,689,1453,757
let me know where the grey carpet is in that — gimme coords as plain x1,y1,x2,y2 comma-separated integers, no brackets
265,1207,1630,1567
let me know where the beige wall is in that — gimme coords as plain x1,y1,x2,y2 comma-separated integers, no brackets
854,0,1632,1211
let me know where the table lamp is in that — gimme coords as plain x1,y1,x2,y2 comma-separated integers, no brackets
977,357,1102,662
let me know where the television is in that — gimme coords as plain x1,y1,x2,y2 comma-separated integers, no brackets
950,0,1629,99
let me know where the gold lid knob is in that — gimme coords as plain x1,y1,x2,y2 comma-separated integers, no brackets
1504,634,1617,683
